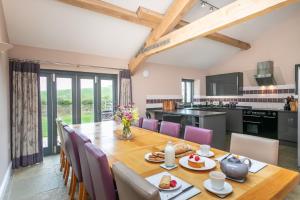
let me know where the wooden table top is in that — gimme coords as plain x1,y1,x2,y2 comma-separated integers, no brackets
71,121,300,200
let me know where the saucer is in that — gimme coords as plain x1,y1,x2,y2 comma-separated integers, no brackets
196,150,215,157
203,179,233,196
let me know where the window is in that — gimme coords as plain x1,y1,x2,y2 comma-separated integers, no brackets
181,79,194,104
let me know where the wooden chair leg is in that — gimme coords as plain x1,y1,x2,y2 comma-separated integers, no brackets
68,170,74,195
82,189,88,200
79,182,84,200
70,173,77,200
64,162,70,186
63,159,68,179
61,151,65,169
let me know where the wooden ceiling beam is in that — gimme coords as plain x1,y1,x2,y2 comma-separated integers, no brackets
59,0,251,51
131,0,296,73
58,0,158,28
129,0,197,74
137,7,251,50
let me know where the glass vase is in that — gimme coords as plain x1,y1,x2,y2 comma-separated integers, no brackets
122,124,132,140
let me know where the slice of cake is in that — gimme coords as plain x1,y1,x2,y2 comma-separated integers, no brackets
188,154,205,168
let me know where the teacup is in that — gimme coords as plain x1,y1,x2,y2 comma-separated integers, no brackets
200,145,210,156
209,171,226,191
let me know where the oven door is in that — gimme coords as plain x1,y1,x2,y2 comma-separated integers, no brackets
261,116,278,139
243,116,263,136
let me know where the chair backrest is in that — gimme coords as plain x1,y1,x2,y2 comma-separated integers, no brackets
138,117,144,128
142,119,158,132
63,126,83,181
184,126,213,145
84,143,116,200
162,114,182,124
112,162,160,200
159,121,180,138
133,117,144,128
56,119,65,150
73,131,95,199
230,133,279,165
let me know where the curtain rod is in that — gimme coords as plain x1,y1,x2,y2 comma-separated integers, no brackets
8,57,125,71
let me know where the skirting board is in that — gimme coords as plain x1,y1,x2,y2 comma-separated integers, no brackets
0,162,12,200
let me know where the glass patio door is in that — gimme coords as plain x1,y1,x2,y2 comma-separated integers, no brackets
40,70,117,155
78,76,96,123
99,78,115,121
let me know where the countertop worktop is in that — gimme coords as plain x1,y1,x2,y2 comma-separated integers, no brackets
148,107,298,113
151,109,226,117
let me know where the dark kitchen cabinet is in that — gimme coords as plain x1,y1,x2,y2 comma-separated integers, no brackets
199,108,243,133
226,110,243,133
206,73,243,96
278,112,297,142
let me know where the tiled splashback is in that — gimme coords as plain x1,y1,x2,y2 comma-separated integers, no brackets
146,85,297,110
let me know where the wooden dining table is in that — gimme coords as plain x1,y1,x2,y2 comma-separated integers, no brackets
71,121,300,200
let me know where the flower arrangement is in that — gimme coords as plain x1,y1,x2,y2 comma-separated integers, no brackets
114,104,139,139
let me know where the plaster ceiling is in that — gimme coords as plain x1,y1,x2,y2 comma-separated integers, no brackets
2,0,300,69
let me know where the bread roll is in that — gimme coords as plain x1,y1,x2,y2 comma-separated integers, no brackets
174,143,191,155
159,175,171,189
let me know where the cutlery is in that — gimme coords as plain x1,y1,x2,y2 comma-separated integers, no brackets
168,185,194,200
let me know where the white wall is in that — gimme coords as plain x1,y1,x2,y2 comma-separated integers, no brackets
0,0,11,196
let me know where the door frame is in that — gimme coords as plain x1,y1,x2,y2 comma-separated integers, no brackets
40,69,118,155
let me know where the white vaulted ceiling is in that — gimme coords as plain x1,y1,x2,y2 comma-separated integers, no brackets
2,0,300,69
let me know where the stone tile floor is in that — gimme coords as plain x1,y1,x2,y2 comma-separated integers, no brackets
4,144,300,200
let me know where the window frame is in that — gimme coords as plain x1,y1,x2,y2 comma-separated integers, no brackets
181,79,194,104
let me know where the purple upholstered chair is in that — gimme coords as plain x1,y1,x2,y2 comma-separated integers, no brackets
63,126,87,199
142,119,158,132
138,117,144,128
84,143,116,200
184,126,213,145
133,117,144,128
159,121,181,138
73,131,95,200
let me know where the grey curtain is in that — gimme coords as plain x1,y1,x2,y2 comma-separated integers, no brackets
119,70,132,106
10,59,43,169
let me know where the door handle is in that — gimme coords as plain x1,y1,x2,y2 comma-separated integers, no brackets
263,116,276,119
243,120,261,124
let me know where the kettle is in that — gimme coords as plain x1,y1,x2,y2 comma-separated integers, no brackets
220,156,252,181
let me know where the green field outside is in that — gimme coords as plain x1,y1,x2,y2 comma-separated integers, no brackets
41,87,113,138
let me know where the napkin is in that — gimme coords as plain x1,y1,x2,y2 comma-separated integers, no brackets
215,154,268,173
146,172,201,200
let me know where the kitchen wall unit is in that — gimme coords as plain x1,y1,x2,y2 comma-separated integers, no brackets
278,112,297,143
206,72,243,96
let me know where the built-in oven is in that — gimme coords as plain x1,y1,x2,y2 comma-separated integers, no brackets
243,110,278,139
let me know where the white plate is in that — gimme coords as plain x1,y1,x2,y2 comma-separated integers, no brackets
196,150,215,157
203,179,233,195
144,152,164,163
155,176,182,191
179,156,216,171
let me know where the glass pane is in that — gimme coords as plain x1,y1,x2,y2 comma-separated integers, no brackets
80,79,94,123
181,81,185,103
40,77,48,148
186,81,192,103
56,78,73,124
101,80,113,121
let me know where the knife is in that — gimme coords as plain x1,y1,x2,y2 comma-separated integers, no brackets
168,185,194,200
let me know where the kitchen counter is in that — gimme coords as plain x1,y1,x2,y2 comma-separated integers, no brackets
151,109,227,150
151,109,226,117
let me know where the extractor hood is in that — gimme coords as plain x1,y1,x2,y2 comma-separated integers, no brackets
254,61,276,86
